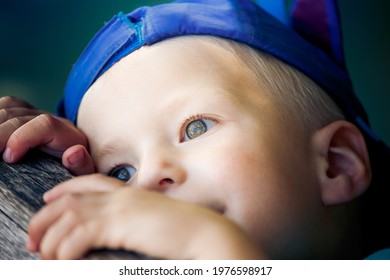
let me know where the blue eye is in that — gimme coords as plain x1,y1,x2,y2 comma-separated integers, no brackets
184,118,216,141
108,165,137,182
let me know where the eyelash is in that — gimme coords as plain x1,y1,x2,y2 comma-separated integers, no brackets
104,162,124,176
103,114,218,175
180,113,217,141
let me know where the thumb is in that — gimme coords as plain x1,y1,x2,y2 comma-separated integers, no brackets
62,145,95,176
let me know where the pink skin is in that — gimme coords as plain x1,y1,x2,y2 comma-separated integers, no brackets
6,37,371,259
0,96,94,175
29,38,325,259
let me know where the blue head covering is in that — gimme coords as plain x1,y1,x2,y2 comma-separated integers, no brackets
58,0,386,155
61,0,358,120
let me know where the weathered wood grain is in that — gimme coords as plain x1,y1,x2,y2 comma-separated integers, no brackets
0,152,69,260
0,151,143,260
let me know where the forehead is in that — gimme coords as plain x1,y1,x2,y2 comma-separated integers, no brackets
78,37,265,118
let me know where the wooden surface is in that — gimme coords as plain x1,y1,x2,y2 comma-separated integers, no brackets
0,152,143,260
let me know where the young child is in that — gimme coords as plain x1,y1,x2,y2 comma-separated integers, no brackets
0,0,389,259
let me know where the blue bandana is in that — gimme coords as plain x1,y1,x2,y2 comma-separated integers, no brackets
58,0,386,153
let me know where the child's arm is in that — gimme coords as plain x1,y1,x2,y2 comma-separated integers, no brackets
27,174,263,260
0,96,94,175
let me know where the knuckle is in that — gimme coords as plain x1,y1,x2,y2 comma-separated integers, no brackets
8,114,58,143
0,108,12,122
0,95,32,108
6,117,24,129
0,96,17,105
61,193,76,206
61,193,82,209
35,113,57,130
6,119,29,144
63,209,81,224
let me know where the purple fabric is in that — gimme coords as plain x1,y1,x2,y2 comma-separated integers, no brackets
58,0,389,167
291,0,344,67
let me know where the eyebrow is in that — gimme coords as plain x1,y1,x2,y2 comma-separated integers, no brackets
92,89,240,163
92,142,120,165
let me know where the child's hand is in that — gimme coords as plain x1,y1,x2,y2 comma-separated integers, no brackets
27,174,263,260
42,174,121,203
0,96,94,175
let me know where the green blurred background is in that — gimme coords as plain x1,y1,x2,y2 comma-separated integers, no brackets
0,0,389,144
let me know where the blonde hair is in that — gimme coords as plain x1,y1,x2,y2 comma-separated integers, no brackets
190,36,346,132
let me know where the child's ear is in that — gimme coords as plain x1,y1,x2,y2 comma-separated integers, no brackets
312,120,372,206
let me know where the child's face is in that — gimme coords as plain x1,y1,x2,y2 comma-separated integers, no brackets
77,38,327,258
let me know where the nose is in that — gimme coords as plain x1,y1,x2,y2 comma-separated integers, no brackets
135,151,187,192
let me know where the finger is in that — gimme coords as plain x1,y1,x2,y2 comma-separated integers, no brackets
0,107,44,124
43,174,124,203
39,210,81,260
41,192,108,259
56,219,102,260
28,194,79,253
62,145,95,176
0,108,45,157
0,115,36,156
0,96,35,109
6,114,88,162
55,191,133,259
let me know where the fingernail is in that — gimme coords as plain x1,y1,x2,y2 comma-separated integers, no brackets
67,148,85,166
3,148,13,162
